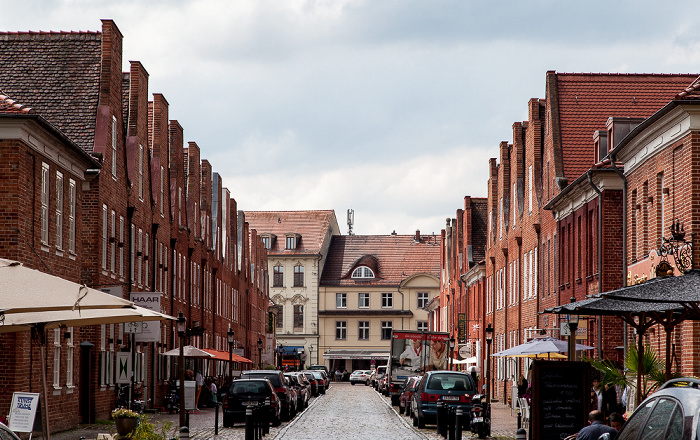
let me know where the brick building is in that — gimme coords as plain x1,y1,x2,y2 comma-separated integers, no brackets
441,71,698,404
0,20,269,434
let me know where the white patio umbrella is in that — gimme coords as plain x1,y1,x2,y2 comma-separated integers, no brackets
162,345,215,359
0,259,134,314
491,336,594,358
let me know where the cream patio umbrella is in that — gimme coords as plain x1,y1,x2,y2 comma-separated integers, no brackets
0,259,135,314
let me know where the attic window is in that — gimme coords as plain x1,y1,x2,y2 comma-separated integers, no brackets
285,233,300,250
259,234,276,250
352,266,375,279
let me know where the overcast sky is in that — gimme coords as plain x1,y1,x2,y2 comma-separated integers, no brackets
3,1,700,235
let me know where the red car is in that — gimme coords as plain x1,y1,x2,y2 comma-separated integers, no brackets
399,376,422,416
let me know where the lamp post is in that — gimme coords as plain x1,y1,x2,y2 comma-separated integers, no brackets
448,336,456,370
485,323,493,400
227,327,235,380
308,345,314,368
293,348,298,371
257,337,263,369
177,312,187,429
567,296,579,362
278,344,283,370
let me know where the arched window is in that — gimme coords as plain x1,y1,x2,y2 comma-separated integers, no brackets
352,266,375,279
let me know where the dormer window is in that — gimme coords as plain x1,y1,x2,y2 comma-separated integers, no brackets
352,266,375,279
259,233,276,250
285,233,300,250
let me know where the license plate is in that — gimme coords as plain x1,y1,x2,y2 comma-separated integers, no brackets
441,396,459,401
473,417,483,423
242,401,257,406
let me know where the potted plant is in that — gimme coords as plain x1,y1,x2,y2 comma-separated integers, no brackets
112,408,139,437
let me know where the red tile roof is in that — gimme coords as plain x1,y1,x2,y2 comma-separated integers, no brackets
554,73,698,181
0,92,34,114
320,235,441,286
243,210,338,255
0,30,102,152
676,75,700,99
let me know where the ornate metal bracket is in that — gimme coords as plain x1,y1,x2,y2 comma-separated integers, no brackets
658,219,694,274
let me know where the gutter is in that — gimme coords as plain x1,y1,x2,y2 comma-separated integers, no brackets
609,153,628,363
586,172,603,360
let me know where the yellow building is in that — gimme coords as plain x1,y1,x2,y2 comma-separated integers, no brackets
319,232,440,372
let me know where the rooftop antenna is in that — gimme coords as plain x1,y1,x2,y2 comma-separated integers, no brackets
347,209,354,236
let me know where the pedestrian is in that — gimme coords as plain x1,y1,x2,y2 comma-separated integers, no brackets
208,378,218,405
575,410,618,440
517,374,528,398
602,382,617,418
342,369,349,381
195,370,204,410
335,368,342,382
590,377,603,411
608,412,624,431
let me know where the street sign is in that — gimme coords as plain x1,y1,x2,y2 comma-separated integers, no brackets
124,322,143,334
458,345,471,358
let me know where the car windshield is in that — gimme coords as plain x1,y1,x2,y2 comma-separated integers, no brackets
231,381,269,395
427,374,473,391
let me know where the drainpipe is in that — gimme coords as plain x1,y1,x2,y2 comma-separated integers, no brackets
587,172,604,360
609,154,628,362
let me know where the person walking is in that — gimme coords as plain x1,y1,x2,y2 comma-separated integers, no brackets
195,370,204,410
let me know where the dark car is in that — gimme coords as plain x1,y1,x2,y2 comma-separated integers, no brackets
399,376,422,416
223,378,281,427
241,370,295,421
615,377,700,440
303,371,320,396
411,370,476,429
306,371,326,394
285,372,310,410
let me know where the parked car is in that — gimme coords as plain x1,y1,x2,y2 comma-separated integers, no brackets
399,376,422,416
283,376,299,417
285,372,310,410
349,370,372,385
378,374,389,395
308,365,329,376
373,365,387,389
615,377,700,440
241,370,295,421
223,378,281,427
303,371,320,396
411,370,476,429
316,370,330,389
306,371,327,394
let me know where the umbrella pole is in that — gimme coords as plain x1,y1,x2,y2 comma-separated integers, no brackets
636,318,645,407
40,335,51,440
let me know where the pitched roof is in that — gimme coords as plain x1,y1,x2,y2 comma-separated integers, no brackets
0,30,102,152
320,235,441,286
553,73,698,181
243,210,338,255
0,91,34,114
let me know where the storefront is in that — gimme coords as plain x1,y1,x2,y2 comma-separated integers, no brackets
323,349,389,373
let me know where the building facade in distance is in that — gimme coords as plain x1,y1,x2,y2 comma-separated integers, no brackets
319,232,440,372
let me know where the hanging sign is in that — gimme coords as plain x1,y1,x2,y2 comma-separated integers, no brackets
116,352,132,384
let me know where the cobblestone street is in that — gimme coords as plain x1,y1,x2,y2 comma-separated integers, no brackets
43,382,519,440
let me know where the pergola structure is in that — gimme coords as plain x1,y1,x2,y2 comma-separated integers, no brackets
542,270,700,405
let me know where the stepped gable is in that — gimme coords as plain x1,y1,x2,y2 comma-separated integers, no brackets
320,234,440,286
554,72,698,181
0,29,102,152
244,210,336,254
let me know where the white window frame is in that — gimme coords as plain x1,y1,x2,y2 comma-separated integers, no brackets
381,321,393,340
68,179,76,254
102,205,108,270
352,266,375,279
417,292,429,309
119,216,125,278
381,292,393,308
41,163,50,246
358,321,370,340
529,165,533,213
66,327,74,387
336,293,347,309
112,115,118,179
336,321,347,340
359,292,370,308
53,328,61,389
160,166,165,217
55,171,63,250
111,210,116,274
138,144,144,201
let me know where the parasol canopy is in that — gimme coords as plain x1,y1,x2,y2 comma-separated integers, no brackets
162,345,216,359
491,336,594,358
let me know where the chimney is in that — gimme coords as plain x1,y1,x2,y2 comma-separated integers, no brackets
415,230,421,242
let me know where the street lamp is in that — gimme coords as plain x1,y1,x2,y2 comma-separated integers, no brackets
485,323,493,400
308,345,314,367
177,312,187,429
293,348,298,371
567,296,579,362
278,344,283,370
257,337,263,369
227,327,235,380
448,337,456,370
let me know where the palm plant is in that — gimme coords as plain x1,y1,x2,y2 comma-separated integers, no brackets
585,344,678,401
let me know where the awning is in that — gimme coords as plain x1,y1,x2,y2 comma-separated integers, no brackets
322,349,389,360
202,348,253,364
278,346,304,355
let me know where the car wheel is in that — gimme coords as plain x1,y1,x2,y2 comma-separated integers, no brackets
366,380,370,386
351,382,355,386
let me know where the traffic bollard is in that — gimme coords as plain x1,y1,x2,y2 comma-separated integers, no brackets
436,401,447,438
448,407,455,440
179,426,189,439
455,408,462,440
264,398,270,435
516,428,527,440
214,402,219,436
245,406,254,440
517,408,522,429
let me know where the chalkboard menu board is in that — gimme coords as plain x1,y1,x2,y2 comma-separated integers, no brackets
531,360,590,440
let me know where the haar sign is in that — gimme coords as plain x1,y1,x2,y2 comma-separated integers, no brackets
129,292,162,342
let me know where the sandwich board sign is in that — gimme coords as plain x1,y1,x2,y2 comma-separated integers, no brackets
8,392,40,433
116,352,132,384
